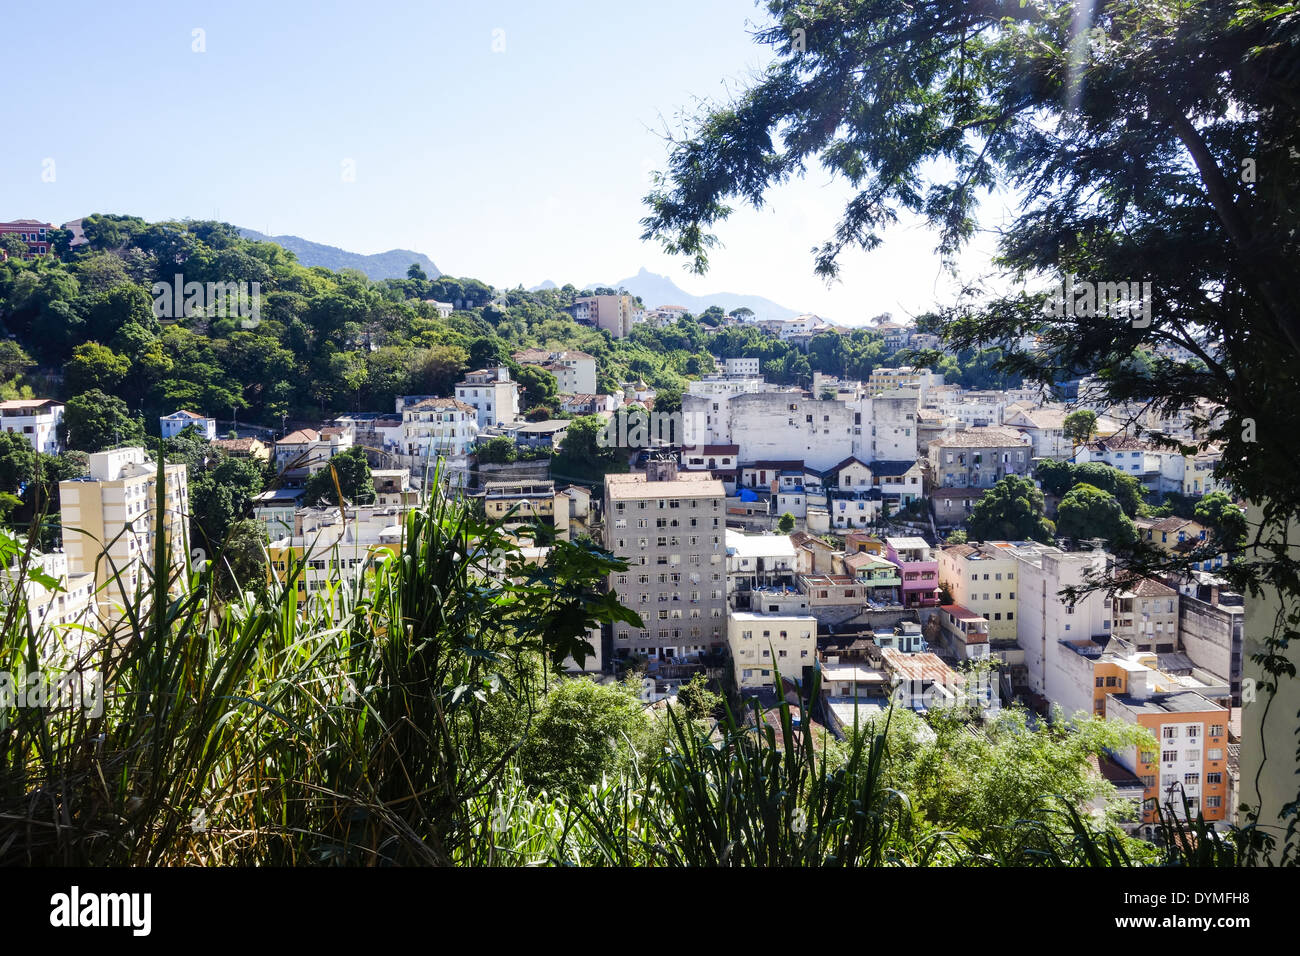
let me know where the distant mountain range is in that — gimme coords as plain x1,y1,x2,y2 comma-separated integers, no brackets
237,228,441,281
230,232,798,320
528,268,801,320
606,268,800,320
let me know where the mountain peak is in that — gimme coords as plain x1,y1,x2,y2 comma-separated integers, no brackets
238,228,440,281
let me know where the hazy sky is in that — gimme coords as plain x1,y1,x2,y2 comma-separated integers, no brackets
0,0,1009,323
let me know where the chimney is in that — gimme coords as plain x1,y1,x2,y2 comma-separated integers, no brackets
645,458,678,483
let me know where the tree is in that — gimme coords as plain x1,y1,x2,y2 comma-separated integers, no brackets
0,234,29,259
0,341,34,381
552,415,628,484
946,529,968,545
1062,410,1099,447
0,432,37,498
675,673,723,721
1194,491,1247,551
406,263,427,281
516,677,654,796
468,336,507,370
189,455,267,547
65,342,132,394
967,476,1054,544
514,364,557,408
212,518,269,599
1055,484,1136,549
62,390,144,453
303,446,374,506
474,435,517,465
777,512,796,534
637,5,1300,653
652,385,682,418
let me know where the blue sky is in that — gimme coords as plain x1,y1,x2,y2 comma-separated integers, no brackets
0,0,1005,323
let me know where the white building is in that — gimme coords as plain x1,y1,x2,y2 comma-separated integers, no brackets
512,348,598,396
723,356,761,377
398,397,479,470
274,426,355,475
159,409,217,441
0,398,64,454
1015,546,1113,701
455,367,521,428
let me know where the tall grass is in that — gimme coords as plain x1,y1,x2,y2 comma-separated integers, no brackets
0,456,1244,866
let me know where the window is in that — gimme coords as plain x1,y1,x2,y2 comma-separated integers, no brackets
1205,795,1222,808
1206,772,1222,785
1184,773,1200,786
1161,750,1178,763
1163,726,1179,739
1207,748,1223,761
1209,724,1224,737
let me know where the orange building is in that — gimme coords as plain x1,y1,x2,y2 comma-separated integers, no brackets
1107,678,1230,831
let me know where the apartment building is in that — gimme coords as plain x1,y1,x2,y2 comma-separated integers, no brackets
397,397,479,469
1001,403,1071,459
927,427,1033,490
1014,546,1112,699
884,537,939,609
274,426,354,476
938,540,1045,642
604,460,727,661
267,505,407,601
511,348,597,395
1107,679,1230,828
455,367,521,428
1112,576,1179,653
1176,572,1245,706
1075,435,1187,494
865,366,943,399
0,398,64,454
481,480,565,537
724,356,761,377
0,544,95,633
728,610,817,690
572,294,640,338
370,469,419,508
251,488,305,541
725,530,797,598
58,447,190,615
935,604,992,662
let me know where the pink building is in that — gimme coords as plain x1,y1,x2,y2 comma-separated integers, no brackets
885,536,940,609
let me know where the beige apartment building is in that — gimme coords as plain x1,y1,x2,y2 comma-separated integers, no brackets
59,447,190,616
728,610,817,690
573,294,640,338
1112,576,1180,653
938,540,1046,642
604,460,726,661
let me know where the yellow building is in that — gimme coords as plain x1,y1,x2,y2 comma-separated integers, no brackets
938,541,1046,642
728,610,817,691
58,447,189,617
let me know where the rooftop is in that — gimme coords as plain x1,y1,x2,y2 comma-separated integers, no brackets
930,426,1030,448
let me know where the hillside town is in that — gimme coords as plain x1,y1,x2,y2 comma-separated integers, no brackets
0,259,1244,844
